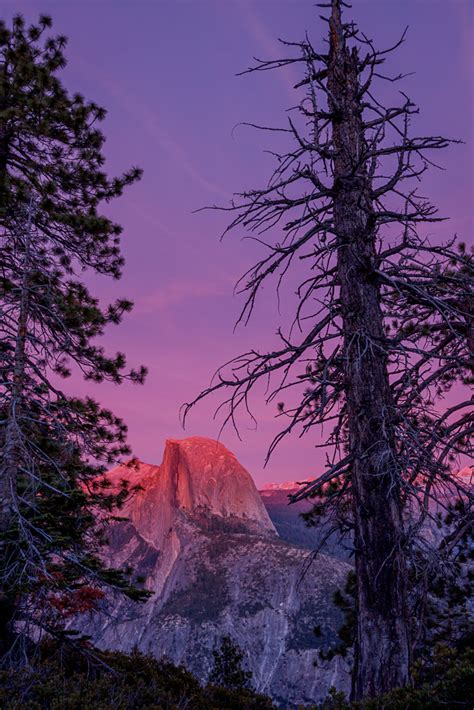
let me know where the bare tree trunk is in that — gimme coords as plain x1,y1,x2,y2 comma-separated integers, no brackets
0,63,9,216
328,1,410,698
0,279,28,535
0,204,32,647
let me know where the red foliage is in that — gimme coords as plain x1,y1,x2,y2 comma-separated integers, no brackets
48,586,105,617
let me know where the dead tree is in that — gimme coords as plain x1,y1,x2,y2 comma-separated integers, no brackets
185,0,473,699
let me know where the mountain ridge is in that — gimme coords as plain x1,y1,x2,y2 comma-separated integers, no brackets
74,436,351,706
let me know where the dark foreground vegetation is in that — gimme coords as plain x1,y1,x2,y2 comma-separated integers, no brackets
0,638,472,709
0,641,274,710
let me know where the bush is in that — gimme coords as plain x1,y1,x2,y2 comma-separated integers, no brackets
0,643,274,709
209,635,253,690
361,645,474,710
317,643,474,709
1,638,471,708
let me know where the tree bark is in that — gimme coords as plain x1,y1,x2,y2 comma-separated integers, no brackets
0,204,32,650
328,1,410,698
0,63,10,216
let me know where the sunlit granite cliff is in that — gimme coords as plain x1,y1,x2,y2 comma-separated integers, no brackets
75,437,351,706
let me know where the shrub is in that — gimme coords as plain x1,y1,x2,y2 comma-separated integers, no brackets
0,643,274,709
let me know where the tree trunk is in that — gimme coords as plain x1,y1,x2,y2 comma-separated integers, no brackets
0,62,9,216
328,1,410,698
0,205,32,651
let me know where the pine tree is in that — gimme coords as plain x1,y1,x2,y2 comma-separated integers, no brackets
0,14,147,657
185,0,472,699
209,635,252,691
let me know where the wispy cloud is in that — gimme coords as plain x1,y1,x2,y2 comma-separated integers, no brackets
240,0,300,102
129,101,229,199
136,273,237,314
74,59,229,200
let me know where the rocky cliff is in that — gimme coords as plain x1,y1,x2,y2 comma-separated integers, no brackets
259,481,351,559
259,467,473,554
75,437,351,706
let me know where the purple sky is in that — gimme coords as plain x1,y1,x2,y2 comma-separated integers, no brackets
7,1,473,485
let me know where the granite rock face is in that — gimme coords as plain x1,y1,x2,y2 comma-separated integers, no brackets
259,482,352,560
259,468,474,554
75,437,351,706
259,483,324,552
105,436,277,547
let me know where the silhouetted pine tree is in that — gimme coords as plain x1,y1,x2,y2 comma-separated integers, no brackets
209,636,253,691
0,14,147,658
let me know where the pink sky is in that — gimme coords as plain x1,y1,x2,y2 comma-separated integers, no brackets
7,0,473,485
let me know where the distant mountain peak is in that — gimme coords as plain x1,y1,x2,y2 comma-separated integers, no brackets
260,478,312,493
457,466,473,483
77,438,351,706
260,466,473,495
106,436,277,544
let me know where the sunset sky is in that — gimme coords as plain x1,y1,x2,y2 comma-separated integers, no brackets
6,0,473,485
